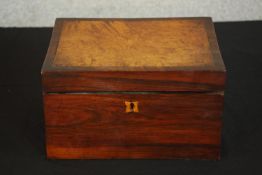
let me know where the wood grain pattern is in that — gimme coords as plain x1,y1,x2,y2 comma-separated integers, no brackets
42,71,225,92
54,19,212,68
41,18,226,93
42,18,225,72
44,93,223,159
42,18,226,159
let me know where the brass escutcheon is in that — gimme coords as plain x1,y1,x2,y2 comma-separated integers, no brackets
125,101,139,113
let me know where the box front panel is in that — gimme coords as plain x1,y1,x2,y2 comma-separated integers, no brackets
44,93,223,159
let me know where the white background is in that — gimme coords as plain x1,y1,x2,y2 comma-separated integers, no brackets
1,0,262,27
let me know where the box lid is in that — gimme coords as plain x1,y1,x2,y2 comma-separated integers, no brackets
42,18,226,92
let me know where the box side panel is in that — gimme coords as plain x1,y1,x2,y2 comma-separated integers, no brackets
44,93,223,159
42,71,226,92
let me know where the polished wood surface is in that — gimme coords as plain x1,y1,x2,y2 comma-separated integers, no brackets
42,18,226,159
43,71,226,92
42,18,225,71
44,93,223,159
54,19,213,68
42,18,225,93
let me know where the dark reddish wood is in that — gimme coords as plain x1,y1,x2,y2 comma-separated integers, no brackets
44,93,223,159
42,71,225,92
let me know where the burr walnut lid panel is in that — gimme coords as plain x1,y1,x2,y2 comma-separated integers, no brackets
54,20,214,69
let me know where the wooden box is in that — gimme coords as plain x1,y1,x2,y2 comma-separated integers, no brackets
42,18,226,159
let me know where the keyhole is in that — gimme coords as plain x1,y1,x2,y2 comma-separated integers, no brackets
130,102,134,111
125,101,139,113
